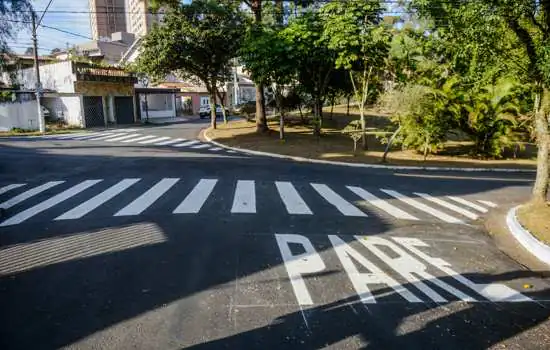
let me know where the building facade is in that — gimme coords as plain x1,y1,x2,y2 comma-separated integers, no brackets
89,0,127,40
125,0,163,37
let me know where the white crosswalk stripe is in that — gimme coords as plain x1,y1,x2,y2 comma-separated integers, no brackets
276,181,312,215
477,199,498,208
55,179,140,220
139,136,171,144
154,138,185,146
116,178,179,216
208,147,223,151
446,196,488,213
0,180,102,226
381,189,463,224
414,192,479,220
89,132,130,141
120,135,157,143
231,180,256,213
105,133,142,142
0,181,65,209
173,179,218,213
347,186,418,220
173,140,200,147
0,184,26,196
190,143,212,149
70,132,110,140
311,183,366,217
55,133,90,139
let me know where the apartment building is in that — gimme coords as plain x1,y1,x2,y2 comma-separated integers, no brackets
125,0,163,37
89,0,127,40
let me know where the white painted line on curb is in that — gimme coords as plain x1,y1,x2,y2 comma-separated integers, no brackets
115,178,180,216
0,181,65,209
311,183,366,217
381,189,463,224
231,180,256,213
0,180,102,226
173,179,218,213
347,186,418,220
276,181,313,215
0,184,26,196
446,196,488,213
506,206,550,266
55,179,140,220
414,192,479,220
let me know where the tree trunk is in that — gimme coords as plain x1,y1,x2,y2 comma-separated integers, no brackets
532,87,549,203
276,93,285,140
216,89,228,124
329,94,334,120
346,95,350,116
360,107,367,150
298,104,304,123
209,89,217,130
382,125,401,163
313,96,322,137
255,83,268,133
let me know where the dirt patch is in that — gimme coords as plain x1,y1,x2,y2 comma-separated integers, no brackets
517,203,550,245
208,117,537,169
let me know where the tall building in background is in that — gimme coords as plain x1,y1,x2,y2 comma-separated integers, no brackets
89,0,127,40
126,0,163,37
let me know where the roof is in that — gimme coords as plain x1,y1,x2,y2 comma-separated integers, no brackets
158,81,209,93
135,87,179,94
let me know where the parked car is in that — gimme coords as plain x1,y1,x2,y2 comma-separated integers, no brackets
199,104,228,119
40,105,50,118
233,101,256,115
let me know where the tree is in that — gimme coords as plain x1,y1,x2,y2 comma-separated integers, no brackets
281,11,336,136
413,0,549,203
240,26,296,139
50,47,62,55
0,0,33,65
135,0,245,130
24,46,33,55
322,0,389,149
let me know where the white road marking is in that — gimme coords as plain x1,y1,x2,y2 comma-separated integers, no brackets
70,132,111,140
231,180,256,213
414,192,479,220
120,135,158,143
139,136,171,144
105,133,142,142
172,140,200,147
190,143,212,149
380,189,463,224
115,178,179,216
208,147,223,151
311,183,366,217
0,181,65,209
154,138,185,146
447,196,488,213
55,179,140,220
275,181,313,215
88,133,129,141
227,150,237,153
347,186,418,220
477,199,498,208
173,179,218,213
0,180,102,226
0,184,26,196
54,133,90,139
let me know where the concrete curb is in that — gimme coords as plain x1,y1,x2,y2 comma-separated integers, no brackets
506,206,550,266
203,129,536,173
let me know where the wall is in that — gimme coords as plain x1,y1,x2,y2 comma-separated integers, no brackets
41,94,83,127
0,100,39,131
74,81,134,96
18,61,75,93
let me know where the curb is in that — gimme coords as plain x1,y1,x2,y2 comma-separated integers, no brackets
203,129,536,173
506,206,550,266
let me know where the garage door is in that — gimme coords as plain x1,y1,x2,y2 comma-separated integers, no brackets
83,96,105,128
114,96,135,125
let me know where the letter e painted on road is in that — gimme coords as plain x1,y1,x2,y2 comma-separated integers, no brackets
393,237,532,302
275,234,326,306
328,235,422,303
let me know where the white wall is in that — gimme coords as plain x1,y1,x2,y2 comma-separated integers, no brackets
42,95,83,126
18,61,75,93
0,100,39,131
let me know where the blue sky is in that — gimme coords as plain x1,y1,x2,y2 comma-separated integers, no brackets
11,0,91,55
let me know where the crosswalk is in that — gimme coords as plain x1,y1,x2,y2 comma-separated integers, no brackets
0,178,498,227
36,129,239,154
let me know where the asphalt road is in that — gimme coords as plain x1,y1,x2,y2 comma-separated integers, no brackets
0,117,549,350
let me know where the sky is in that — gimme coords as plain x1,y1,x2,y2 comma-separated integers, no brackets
11,0,92,55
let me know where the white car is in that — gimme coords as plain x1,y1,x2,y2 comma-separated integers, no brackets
199,104,227,119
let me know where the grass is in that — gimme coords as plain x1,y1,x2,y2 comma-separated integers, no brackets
209,108,537,169
517,203,550,245
0,124,84,137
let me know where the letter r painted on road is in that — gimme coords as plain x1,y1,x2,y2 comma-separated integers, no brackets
275,234,326,306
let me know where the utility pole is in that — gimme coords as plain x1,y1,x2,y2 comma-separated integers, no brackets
32,12,45,133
